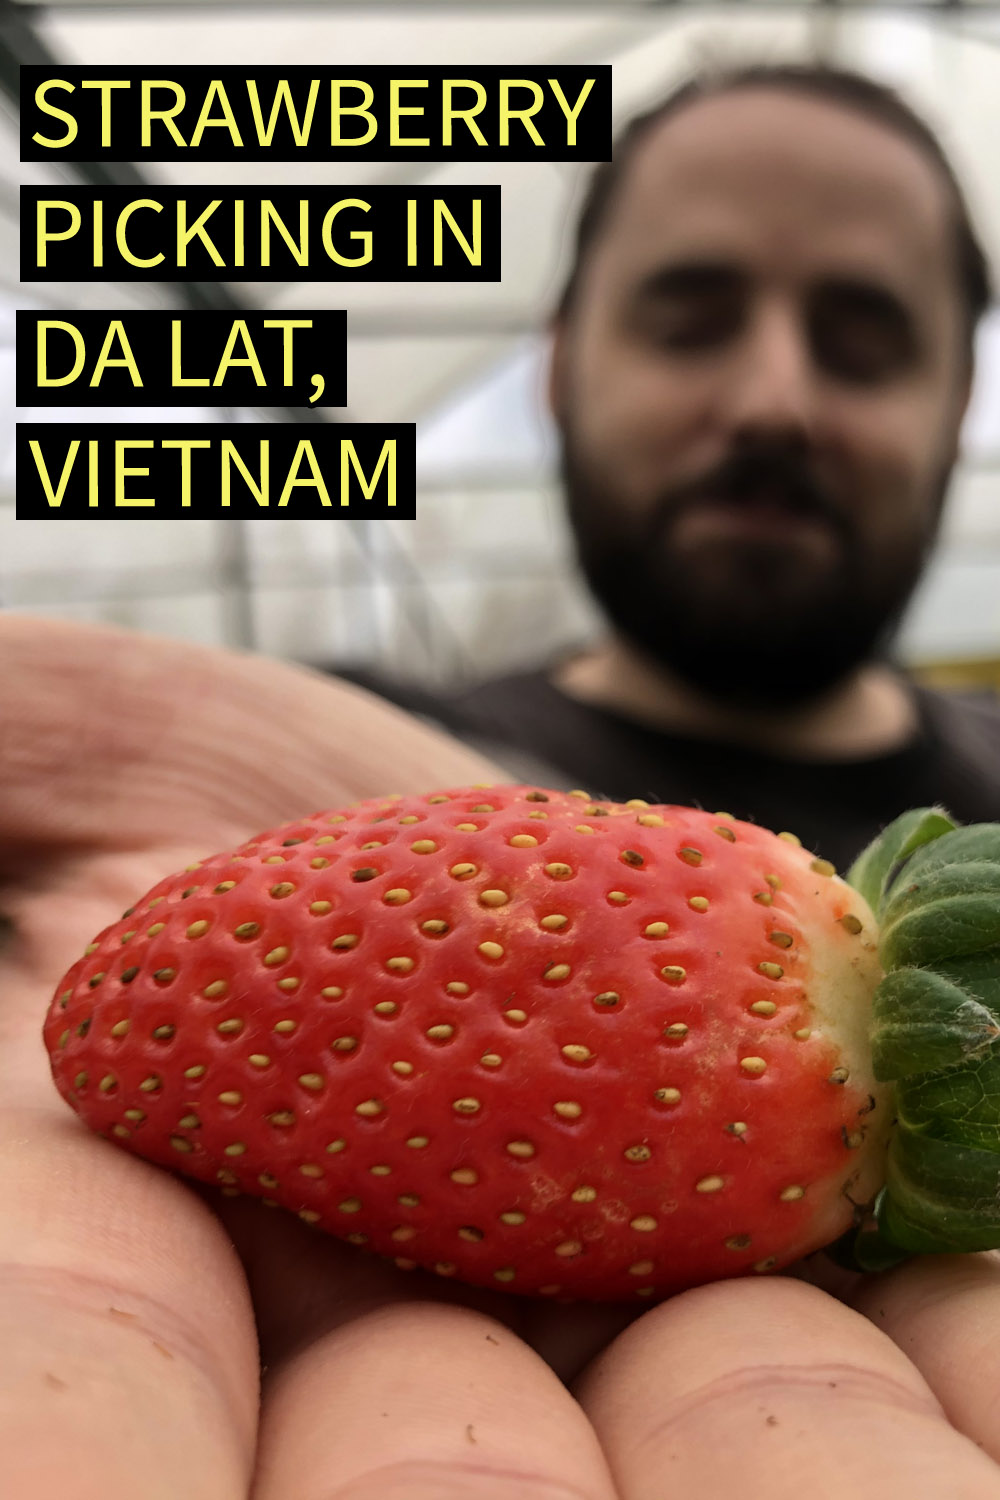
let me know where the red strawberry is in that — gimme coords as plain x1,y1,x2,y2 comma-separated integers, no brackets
42,784,982,1301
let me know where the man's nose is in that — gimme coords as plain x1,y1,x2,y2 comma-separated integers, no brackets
724,301,818,445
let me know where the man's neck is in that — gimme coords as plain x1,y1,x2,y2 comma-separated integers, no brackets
552,638,920,760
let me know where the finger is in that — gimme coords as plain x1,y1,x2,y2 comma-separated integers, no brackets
2,865,261,1500
850,1251,1000,1462
0,615,501,859
252,1297,617,1500
2,1110,260,1500
204,1195,617,1500
572,1276,1000,1500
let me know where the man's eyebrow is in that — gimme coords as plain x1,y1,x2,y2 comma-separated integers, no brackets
632,261,747,300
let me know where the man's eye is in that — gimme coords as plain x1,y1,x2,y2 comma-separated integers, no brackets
646,303,740,349
811,294,916,382
816,324,907,380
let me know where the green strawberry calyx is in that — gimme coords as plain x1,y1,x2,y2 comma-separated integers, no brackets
830,807,1000,1273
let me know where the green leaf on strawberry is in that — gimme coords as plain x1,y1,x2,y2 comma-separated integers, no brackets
834,812,1000,1273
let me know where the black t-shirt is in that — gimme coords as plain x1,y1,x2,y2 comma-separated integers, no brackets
332,664,1000,873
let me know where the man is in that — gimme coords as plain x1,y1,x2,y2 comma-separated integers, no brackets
5,65,1000,1496
344,62,1000,873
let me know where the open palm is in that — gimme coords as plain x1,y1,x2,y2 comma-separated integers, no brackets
3,616,998,1500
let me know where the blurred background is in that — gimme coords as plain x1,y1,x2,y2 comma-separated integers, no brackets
3,0,999,693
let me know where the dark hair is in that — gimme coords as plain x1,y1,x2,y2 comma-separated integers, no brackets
557,61,993,361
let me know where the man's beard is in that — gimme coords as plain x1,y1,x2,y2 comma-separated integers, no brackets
560,430,950,711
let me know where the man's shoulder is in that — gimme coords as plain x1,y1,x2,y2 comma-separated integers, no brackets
327,663,552,729
325,663,590,787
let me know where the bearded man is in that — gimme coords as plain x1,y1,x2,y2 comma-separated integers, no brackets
344,61,1000,870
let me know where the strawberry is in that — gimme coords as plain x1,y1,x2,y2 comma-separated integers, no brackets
42,786,1000,1300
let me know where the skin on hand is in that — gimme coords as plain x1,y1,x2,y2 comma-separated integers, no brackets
4,622,1000,1500
573,1272,1000,1500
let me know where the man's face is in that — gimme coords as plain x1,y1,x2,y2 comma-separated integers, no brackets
550,87,973,707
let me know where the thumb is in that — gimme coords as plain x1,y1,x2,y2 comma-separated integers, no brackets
0,615,502,862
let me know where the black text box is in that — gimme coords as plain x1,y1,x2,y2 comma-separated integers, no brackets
17,421,414,518
21,66,610,163
17,309,347,408
23,186,500,282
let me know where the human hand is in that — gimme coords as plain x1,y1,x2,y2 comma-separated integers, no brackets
568,1253,1000,1500
0,613,507,1499
3,617,998,1499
